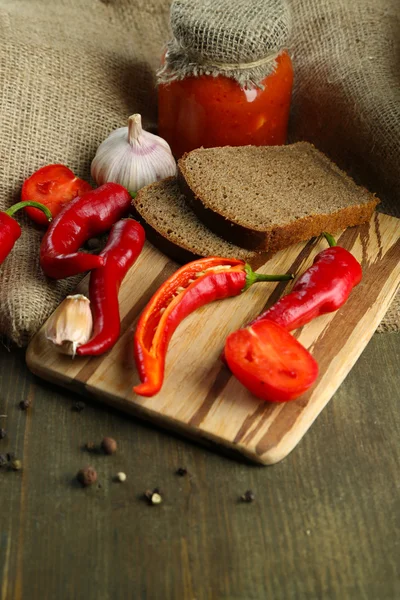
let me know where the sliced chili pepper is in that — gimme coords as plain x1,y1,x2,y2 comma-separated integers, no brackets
40,183,132,279
133,257,293,397
76,219,145,356
22,164,92,227
251,232,362,331
224,320,319,403
0,201,52,265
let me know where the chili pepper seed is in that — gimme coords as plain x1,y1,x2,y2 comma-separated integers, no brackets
101,437,117,455
116,472,126,482
77,466,97,487
240,490,255,503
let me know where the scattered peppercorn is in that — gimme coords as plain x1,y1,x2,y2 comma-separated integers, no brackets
6,452,15,462
144,488,163,505
85,441,96,452
101,437,117,455
0,428,6,440
19,399,31,411
72,401,86,412
240,490,255,503
11,459,22,471
77,466,97,487
86,237,102,251
116,472,126,482
0,454,7,467
176,467,187,476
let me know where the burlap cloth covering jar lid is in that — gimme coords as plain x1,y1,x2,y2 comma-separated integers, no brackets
158,0,291,88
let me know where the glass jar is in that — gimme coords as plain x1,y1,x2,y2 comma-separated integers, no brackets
158,52,293,159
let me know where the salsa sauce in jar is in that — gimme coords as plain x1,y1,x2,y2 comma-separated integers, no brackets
158,52,293,158
157,0,293,158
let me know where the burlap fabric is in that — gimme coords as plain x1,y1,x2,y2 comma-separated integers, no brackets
0,0,398,346
288,0,400,332
158,0,291,88
0,0,172,346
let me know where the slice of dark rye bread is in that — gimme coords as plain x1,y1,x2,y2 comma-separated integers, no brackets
178,143,380,252
130,178,267,269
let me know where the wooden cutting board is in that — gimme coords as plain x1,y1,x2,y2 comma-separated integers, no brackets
26,212,400,464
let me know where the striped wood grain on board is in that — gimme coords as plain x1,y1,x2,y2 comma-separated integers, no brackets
26,213,400,464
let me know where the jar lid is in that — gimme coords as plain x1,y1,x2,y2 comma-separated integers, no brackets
158,0,291,88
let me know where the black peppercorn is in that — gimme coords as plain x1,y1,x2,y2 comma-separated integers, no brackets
0,454,7,467
19,399,31,411
77,466,97,487
6,452,15,462
0,428,6,440
72,401,86,412
240,490,255,503
176,467,187,476
100,437,117,455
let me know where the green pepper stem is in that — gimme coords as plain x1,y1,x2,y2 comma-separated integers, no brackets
243,264,293,291
323,232,337,247
129,191,137,200
5,201,53,222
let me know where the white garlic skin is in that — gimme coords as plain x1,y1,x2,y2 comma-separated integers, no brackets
91,114,177,192
45,294,93,357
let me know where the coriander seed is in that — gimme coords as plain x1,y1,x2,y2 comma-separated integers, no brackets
77,466,97,487
101,437,117,455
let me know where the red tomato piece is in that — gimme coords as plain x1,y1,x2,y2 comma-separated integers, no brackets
224,320,319,403
22,164,92,226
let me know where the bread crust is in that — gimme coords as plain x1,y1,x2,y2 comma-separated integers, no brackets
178,145,380,252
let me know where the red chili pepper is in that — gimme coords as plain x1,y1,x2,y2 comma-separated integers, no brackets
251,232,362,331
133,257,293,397
224,320,319,403
76,219,145,356
40,183,132,279
22,164,92,227
0,201,52,265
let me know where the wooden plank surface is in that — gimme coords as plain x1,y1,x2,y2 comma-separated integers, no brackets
1,333,399,600
26,213,400,464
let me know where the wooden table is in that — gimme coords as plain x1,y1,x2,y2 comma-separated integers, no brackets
0,332,399,600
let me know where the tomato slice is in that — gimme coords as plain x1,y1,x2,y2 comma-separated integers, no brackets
21,164,92,226
224,320,319,403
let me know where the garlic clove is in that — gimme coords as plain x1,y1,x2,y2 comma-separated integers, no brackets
45,294,93,357
91,113,177,192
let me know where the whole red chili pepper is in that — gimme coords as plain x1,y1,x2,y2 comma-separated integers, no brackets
0,201,52,265
251,232,362,331
40,183,132,279
133,257,293,397
76,219,145,356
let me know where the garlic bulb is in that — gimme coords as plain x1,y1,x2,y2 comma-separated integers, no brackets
91,114,177,192
45,294,93,357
